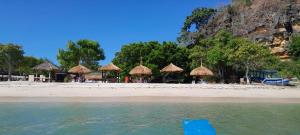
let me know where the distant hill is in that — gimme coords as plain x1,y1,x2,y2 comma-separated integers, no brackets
199,0,300,60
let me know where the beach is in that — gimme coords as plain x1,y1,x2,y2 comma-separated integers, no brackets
0,82,299,103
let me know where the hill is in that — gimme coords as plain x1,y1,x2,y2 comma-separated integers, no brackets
199,0,300,59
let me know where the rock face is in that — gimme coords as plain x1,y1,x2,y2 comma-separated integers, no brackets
200,0,300,60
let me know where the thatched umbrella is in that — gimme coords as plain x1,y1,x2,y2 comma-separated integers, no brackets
68,65,91,82
129,64,152,83
160,63,183,73
33,61,60,82
99,63,122,83
99,63,122,72
68,65,91,74
160,63,184,83
190,66,213,76
190,65,213,84
129,65,152,76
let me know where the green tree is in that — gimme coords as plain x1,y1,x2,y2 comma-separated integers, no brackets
227,38,277,83
189,46,205,67
113,41,190,82
57,40,105,70
178,8,216,46
0,44,24,81
207,45,228,81
206,30,234,82
113,41,161,80
16,56,44,75
288,34,300,60
181,8,216,32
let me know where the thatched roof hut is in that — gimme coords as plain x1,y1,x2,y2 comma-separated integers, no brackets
190,66,213,76
99,63,122,72
33,61,59,71
129,65,152,76
68,65,91,74
160,63,183,73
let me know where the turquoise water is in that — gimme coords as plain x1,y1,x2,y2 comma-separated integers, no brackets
0,102,300,135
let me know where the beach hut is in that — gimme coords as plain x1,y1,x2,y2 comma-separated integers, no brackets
129,64,152,83
160,63,184,83
68,65,91,82
32,61,60,82
190,64,213,84
99,63,122,83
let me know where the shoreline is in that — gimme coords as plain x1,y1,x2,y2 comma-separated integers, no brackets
0,82,299,103
1,97,300,103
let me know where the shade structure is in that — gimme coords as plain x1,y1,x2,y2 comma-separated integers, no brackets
190,66,213,76
99,63,122,72
160,63,183,73
32,61,60,82
33,61,59,71
68,65,91,74
129,65,152,76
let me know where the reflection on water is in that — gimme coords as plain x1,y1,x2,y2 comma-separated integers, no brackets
0,102,300,135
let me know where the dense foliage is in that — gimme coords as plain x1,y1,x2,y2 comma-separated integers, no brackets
178,8,216,46
275,60,300,79
187,30,279,83
113,41,190,82
57,40,105,71
288,34,300,59
17,56,44,75
0,44,24,80
0,44,44,80
112,30,283,83
181,8,216,32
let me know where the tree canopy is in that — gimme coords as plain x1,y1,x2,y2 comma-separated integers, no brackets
187,30,280,83
17,56,44,75
57,39,105,71
178,8,216,46
0,44,24,80
226,38,279,83
113,41,190,82
181,8,216,32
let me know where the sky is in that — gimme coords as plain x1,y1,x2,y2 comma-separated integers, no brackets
0,0,230,65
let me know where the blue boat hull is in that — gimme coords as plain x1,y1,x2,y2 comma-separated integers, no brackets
262,78,290,86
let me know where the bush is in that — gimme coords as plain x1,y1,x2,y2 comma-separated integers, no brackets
288,34,300,59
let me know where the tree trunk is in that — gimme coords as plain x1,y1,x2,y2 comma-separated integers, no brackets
218,67,224,83
8,63,12,81
4,53,12,81
245,65,250,84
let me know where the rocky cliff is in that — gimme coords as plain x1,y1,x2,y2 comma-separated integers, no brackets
200,0,300,59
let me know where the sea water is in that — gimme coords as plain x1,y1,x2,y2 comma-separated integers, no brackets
0,102,300,135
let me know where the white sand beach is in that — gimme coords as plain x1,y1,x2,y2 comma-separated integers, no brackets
0,81,299,103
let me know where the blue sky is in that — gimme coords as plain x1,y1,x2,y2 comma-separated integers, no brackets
0,0,230,65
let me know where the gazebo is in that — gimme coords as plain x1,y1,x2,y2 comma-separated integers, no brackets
190,64,213,84
32,61,60,82
99,63,122,83
160,63,184,83
68,65,91,82
129,64,152,83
